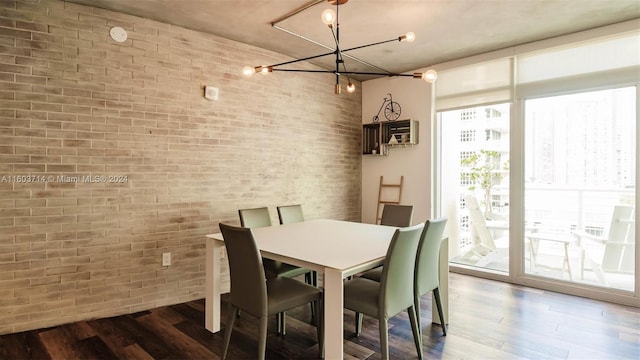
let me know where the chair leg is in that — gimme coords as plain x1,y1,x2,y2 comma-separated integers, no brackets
315,299,324,358
408,305,423,360
414,294,422,338
379,318,389,360
355,312,363,337
222,306,239,360
281,312,286,335
258,316,268,360
305,273,317,320
433,288,447,336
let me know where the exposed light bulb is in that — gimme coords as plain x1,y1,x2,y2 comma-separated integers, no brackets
257,65,272,75
400,32,415,42
321,9,336,26
347,82,356,93
422,69,437,83
242,66,254,76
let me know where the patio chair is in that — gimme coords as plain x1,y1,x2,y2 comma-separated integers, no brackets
460,195,509,267
572,205,635,285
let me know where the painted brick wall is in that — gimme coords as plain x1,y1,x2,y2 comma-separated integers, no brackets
0,0,362,334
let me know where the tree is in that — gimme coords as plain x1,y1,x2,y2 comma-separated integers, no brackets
461,150,508,218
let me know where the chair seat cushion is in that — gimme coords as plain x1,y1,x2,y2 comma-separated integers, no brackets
267,277,322,315
359,266,382,282
264,259,311,279
344,277,380,317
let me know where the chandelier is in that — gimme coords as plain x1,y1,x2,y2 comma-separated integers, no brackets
242,0,437,94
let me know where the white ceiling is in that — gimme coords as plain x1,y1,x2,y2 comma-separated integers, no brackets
66,0,639,80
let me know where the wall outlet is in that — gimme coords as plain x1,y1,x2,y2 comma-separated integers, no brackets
162,252,171,266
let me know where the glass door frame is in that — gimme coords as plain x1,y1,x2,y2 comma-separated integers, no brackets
435,84,639,307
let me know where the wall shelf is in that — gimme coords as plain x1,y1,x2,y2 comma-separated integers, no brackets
362,119,419,155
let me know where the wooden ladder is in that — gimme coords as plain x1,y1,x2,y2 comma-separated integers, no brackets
376,175,404,224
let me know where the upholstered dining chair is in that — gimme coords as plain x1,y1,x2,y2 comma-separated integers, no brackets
238,207,314,334
277,204,317,287
360,217,448,336
349,204,414,281
219,223,323,360
380,204,414,227
344,223,424,360
277,204,305,224
238,207,314,281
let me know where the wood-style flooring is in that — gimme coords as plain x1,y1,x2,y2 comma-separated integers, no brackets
1,273,638,359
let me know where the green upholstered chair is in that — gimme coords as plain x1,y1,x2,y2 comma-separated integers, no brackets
344,223,424,360
219,223,323,360
360,217,449,336
239,207,314,281
380,204,414,227
277,204,317,287
350,204,414,281
413,217,448,336
238,207,314,334
277,204,305,224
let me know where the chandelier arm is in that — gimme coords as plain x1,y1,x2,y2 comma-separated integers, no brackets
339,38,399,53
267,50,337,68
271,24,395,74
272,69,415,77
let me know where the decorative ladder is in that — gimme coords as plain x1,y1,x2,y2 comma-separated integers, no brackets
376,175,404,224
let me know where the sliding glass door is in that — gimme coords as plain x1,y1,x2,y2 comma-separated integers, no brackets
523,87,636,290
435,27,639,304
440,103,510,273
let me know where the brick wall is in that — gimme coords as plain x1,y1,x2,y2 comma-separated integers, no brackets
0,0,362,334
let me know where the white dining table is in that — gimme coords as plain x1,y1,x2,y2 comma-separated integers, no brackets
205,219,449,360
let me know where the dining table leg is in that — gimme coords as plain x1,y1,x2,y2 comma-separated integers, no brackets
323,267,344,360
205,238,223,332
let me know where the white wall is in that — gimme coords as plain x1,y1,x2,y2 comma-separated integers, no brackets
361,77,435,224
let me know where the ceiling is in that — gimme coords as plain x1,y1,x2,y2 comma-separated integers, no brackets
66,0,639,80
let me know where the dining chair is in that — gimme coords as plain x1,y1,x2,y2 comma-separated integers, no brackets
350,204,414,281
238,206,315,334
380,204,414,227
219,223,323,360
359,218,448,337
277,204,317,287
344,223,424,360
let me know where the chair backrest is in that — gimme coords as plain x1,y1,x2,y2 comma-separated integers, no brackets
380,204,414,227
379,223,424,319
239,207,271,228
415,217,448,296
464,195,496,250
277,204,304,224
219,223,268,316
602,205,635,273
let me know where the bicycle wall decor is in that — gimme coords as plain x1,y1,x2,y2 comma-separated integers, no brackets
372,93,402,122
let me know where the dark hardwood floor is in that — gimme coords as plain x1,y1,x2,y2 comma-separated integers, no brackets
1,273,638,360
